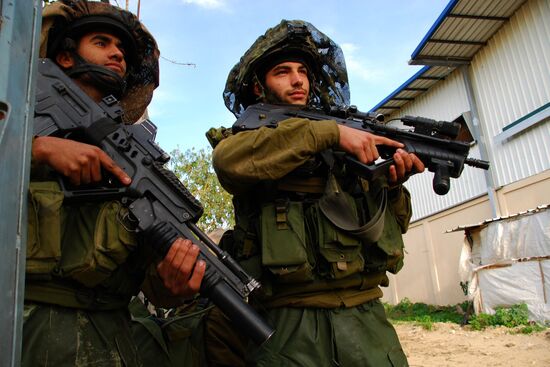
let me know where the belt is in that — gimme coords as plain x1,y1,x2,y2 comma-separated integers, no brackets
25,280,130,310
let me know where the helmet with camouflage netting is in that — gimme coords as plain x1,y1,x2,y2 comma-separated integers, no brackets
40,0,160,123
223,19,350,117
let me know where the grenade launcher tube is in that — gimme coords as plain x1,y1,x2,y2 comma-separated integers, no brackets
139,218,274,346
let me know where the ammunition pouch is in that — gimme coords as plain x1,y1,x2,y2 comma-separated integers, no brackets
26,180,139,290
260,200,314,283
27,181,65,275
257,192,369,283
231,164,409,301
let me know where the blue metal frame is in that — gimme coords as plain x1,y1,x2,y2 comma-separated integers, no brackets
369,65,430,113
0,1,42,365
410,0,459,60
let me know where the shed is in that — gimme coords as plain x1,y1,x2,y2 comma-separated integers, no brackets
449,205,550,323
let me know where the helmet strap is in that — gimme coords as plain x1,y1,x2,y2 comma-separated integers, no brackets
251,73,319,107
65,52,127,98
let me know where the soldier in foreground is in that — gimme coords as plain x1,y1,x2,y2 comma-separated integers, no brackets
24,1,204,365
208,20,424,366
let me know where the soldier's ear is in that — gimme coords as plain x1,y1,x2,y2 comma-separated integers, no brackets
55,51,75,69
253,82,262,97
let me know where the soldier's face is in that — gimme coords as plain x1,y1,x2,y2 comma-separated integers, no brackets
57,31,127,78
256,61,310,105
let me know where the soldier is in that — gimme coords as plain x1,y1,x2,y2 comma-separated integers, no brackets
24,1,205,365
208,20,424,366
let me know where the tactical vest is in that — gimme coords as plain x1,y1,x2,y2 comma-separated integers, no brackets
221,156,408,304
26,179,148,309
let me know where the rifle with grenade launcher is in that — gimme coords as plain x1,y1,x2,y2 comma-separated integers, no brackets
233,103,490,195
33,58,274,345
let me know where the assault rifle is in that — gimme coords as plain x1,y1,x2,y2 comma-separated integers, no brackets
33,59,274,345
233,103,490,195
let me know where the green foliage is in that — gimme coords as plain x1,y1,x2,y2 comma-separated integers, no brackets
494,303,529,327
386,299,546,334
415,315,434,331
169,146,234,234
385,297,467,325
469,303,535,331
516,324,546,334
468,312,493,330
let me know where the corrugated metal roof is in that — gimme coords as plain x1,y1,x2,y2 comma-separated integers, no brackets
369,65,452,115
370,0,528,116
446,204,549,233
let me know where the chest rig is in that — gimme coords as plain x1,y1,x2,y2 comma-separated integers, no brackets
226,151,404,294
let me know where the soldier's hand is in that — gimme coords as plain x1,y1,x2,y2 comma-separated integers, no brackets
156,238,206,298
337,125,404,164
388,148,425,185
32,136,131,186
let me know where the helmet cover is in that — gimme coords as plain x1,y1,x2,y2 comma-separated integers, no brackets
40,0,160,123
224,19,350,117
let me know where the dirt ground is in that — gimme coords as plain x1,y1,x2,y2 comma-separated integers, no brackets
395,322,550,367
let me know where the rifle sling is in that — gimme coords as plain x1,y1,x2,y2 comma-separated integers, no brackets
85,117,120,146
318,174,387,243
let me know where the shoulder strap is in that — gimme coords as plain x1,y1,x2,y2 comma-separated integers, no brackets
318,174,387,242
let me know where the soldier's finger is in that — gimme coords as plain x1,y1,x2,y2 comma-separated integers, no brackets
388,165,398,183
187,260,206,294
397,149,413,173
158,239,185,279
375,136,404,149
412,154,426,173
90,155,102,182
81,166,91,185
175,244,200,282
393,151,405,179
98,151,131,185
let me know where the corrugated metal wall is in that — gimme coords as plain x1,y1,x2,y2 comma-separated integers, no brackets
387,0,550,220
387,72,488,220
471,0,550,187
383,0,550,308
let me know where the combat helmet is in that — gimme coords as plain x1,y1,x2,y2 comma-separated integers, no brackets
40,0,160,123
224,19,351,117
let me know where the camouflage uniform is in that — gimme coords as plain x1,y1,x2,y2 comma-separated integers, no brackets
209,20,409,366
24,1,201,366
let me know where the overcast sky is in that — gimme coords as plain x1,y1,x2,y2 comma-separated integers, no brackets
117,0,449,152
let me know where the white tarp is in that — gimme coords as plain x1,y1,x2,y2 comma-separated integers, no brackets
458,206,550,324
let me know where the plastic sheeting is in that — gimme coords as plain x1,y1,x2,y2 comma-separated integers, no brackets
458,207,550,323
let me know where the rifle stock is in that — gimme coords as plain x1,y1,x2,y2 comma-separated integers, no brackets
33,59,274,345
233,103,490,195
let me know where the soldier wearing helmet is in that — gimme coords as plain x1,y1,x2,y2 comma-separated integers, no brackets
209,20,424,366
24,1,205,366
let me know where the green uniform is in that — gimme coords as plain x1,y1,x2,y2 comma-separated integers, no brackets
212,117,410,366
23,178,195,366
23,304,139,366
23,2,203,366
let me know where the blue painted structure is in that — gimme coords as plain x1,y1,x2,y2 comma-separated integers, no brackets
0,1,42,365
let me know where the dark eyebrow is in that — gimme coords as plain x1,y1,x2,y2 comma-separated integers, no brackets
90,34,111,43
271,65,291,72
270,63,308,74
90,33,125,52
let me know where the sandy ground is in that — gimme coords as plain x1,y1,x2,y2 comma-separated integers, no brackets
395,322,550,367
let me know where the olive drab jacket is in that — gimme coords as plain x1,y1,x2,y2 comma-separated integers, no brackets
212,19,413,308
26,0,182,310
212,117,412,308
